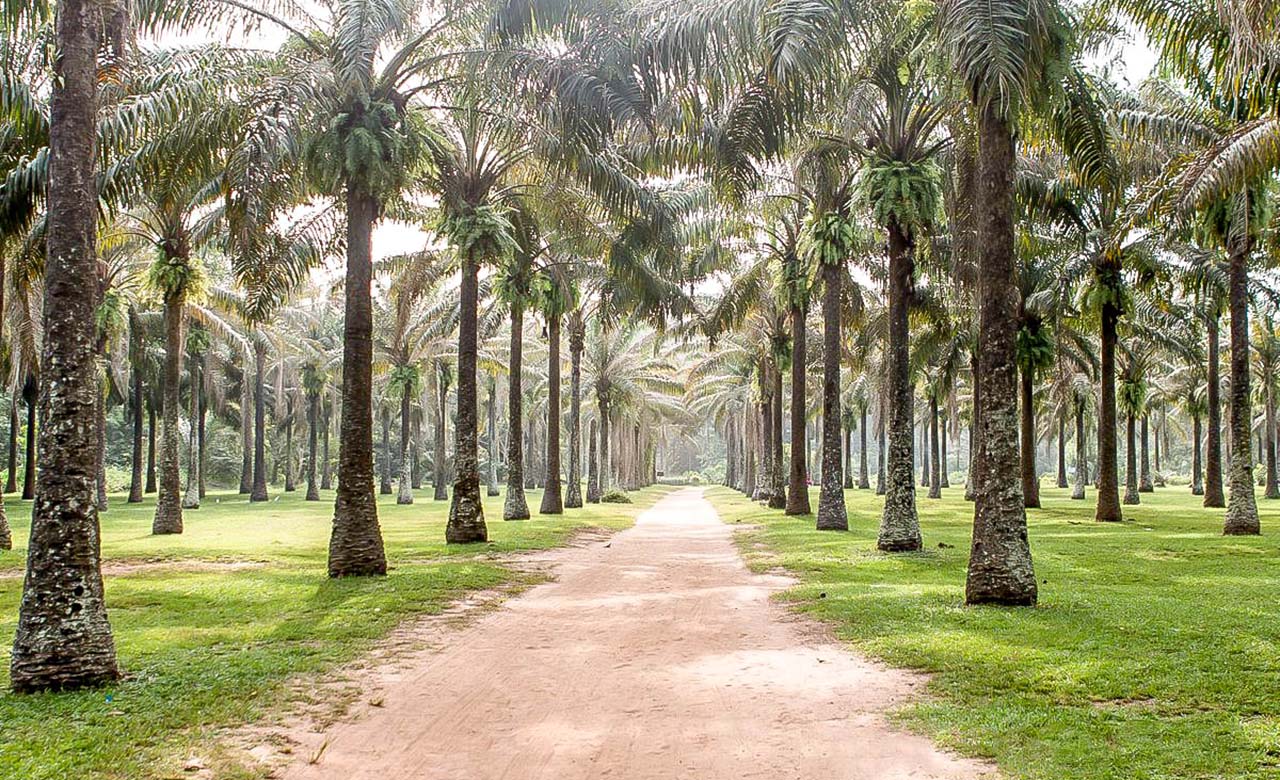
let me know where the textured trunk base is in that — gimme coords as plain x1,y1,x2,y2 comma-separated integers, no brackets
447,478,488,543
504,487,530,520
539,480,564,515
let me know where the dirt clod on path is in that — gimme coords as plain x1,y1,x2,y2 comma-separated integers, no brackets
266,488,992,780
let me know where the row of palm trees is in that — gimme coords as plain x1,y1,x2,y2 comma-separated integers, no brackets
6,0,1280,699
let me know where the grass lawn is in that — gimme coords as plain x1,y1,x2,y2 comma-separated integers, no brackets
0,484,672,780
707,483,1280,780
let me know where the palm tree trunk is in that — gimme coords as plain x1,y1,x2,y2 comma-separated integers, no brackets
876,403,887,495
565,314,584,508
1123,412,1139,504
920,419,930,487
6,395,18,494
1266,380,1279,499
816,262,847,530
128,356,144,503
599,396,611,494
410,418,421,490
1020,366,1039,508
306,392,320,501
251,341,270,502
146,401,157,494
182,352,200,510
284,396,296,492
843,424,853,489
11,2,119,688
1153,416,1164,485
152,292,186,534
787,300,811,515
1072,403,1087,500
1204,310,1225,507
328,186,386,576
965,354,979,501
1096,290,1123,521
197,374,206,499
879,220,921,550
504,298,530,519
965,104,1036,606
434,376,449,501
1139,413,1154,492
587,418,601,503
486,374,499,496
239,353,252,494
378,406,392,495
22,382,36,501
1224,238,1260,534
928,395,941,499
1056,417,1068,488
768,363,786,508
446,256,487,543
756,365,770,502
859,407,870,489
320,397,332,490
397,382,413,505
1192,412,1203,495
940,413,950,488
540,311,564,514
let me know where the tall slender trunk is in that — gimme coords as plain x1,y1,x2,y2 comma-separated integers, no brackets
1072,404,1087,500
152,291,186,534
843,424,853,489
598,395,611,494
377,406,391,495
940,413,950,488
22,381,36,501
540,311,564,514
1225,237,1260,534
284,396,296,492
486,375,499,496
966,104,1036,606
859,407,870,489
816,262,847,530
446,256,487,543
146,401,157,493
879,220,920,551
769,363,786,509
1056,417,1068,488
928,395,941,499
6,395,17,494
397,382,413,505
787,298,811,515
320,397,332,491
239,353,252,494
1020,366,1039,508
1096,286,1122,521
965,354,979,501
504,299,530,519
1123,412,1139,504
181,351,200,510
1205,310,1225,507
306,392,320,501
920,419,930,487
434,373,449,501
1266,379,1279,499
876,404,887,495
128,352,144,503
756,366,771,502
1153,416,1164,486
587,418,601,503
1139,413,1154,492
12,0,120,688
328,186,386,576
411,418,421,490
197,374,206,499
1192,412,1204,495
565,314,584,508
251,341,269,502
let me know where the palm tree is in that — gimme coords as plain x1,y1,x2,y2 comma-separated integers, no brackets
940,0,1068,605
10,0,119,692
537,269,574,515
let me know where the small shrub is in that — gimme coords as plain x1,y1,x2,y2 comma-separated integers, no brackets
601,488,632,504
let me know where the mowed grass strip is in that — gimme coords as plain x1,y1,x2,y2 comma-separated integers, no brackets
0,485,673,780
708,484,1280,780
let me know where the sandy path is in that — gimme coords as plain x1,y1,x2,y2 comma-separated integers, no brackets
279,488,990,780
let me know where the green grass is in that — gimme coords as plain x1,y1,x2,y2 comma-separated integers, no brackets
0,484,672,780
707,483,1280,780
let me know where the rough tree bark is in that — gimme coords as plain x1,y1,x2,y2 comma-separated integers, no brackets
446,256,487,543
1072,404,1087,500
1191,412,1204,495
1224,236,1260,534
928,396,941,500
1123,412,1139,505
879,220,921,551
11,0,120,689
251,340,269,502
1204,310,1225,507
327,187,387,576
1096,274,1122,521
587,418,601,503
965,104,1036,606
239,352,252,494
504,299,530,519
539,311,564,514
816,262,847,530
306,391,320,501
565,313,584,508
1020,365,1039,508
1139,413,1154,492
434,372,449,501
787,296,811,515
152,287,186,535
397,381,413,505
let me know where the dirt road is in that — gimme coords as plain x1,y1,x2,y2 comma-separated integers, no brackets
279,488,989,780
